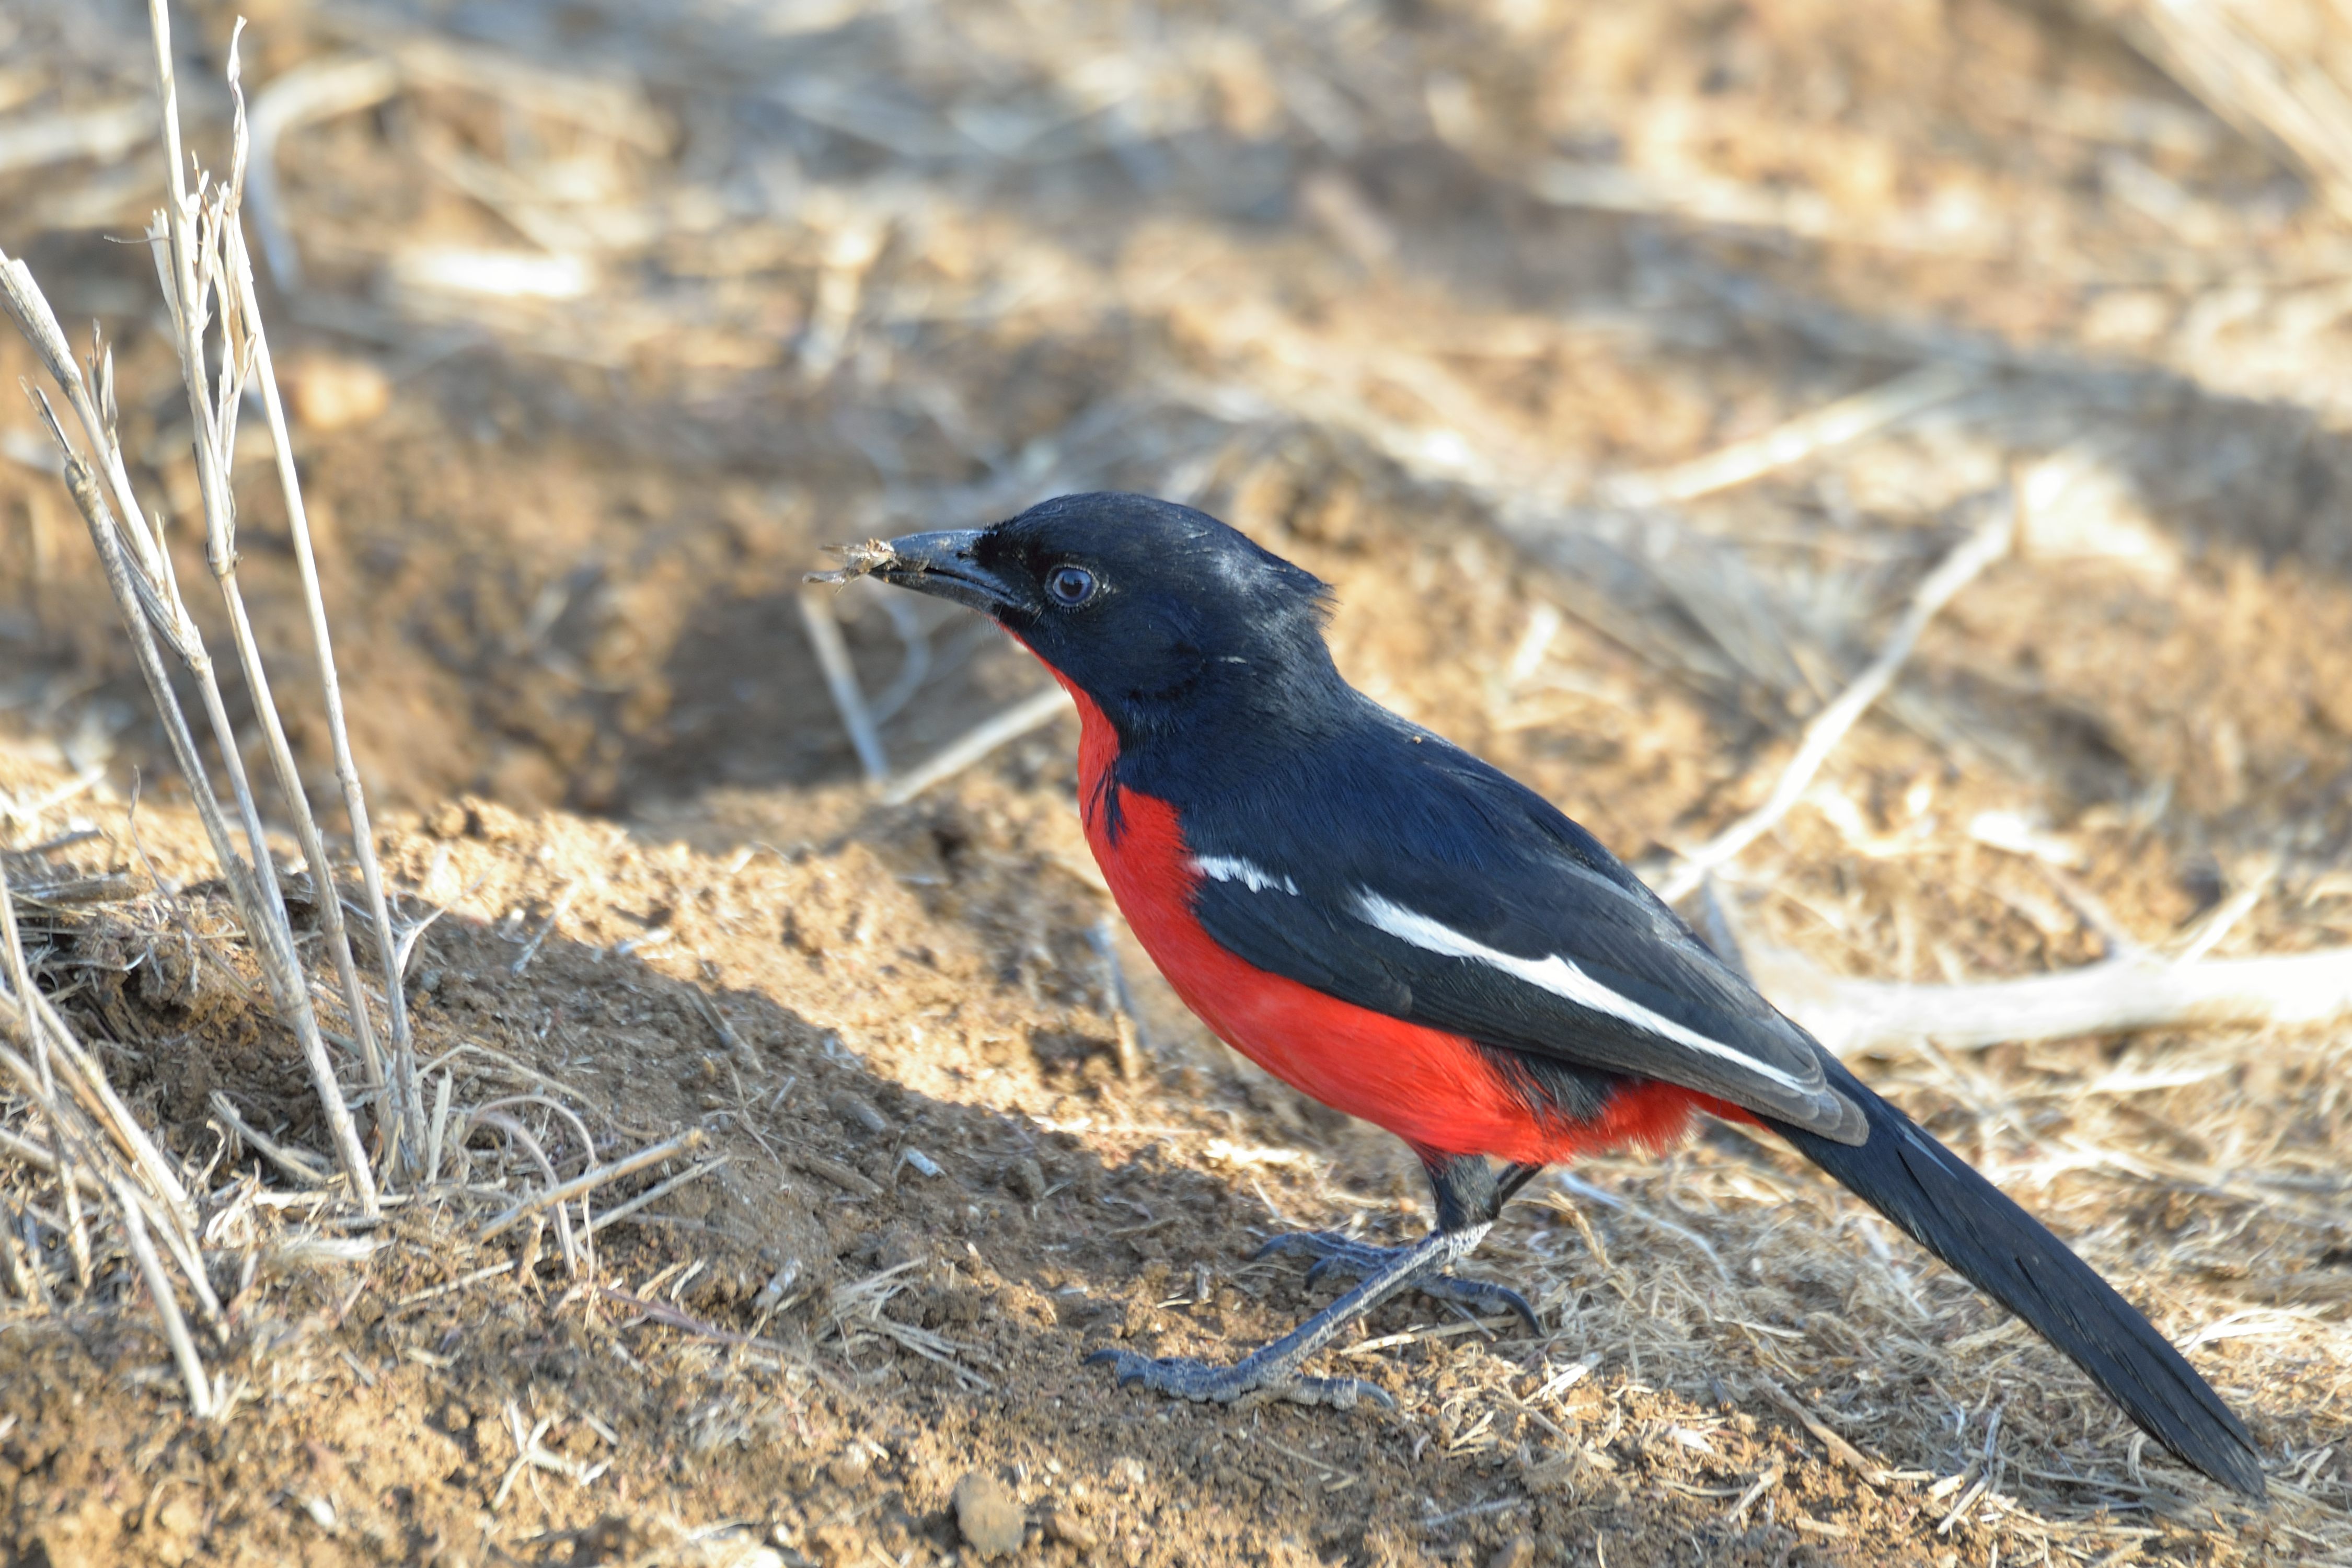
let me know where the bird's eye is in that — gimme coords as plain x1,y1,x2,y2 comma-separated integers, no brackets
1045,564,1097,606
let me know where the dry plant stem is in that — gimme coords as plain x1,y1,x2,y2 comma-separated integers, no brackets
1603,364,1980,508
0,1034,95,1291
234,232,428,1174
0,852,193,1221
44,429,375,1213
213,572,385,1092
425,1070,454,1182
1761,941,2352,1055
470,1096,599,1178
881,686,1073,804
1757,1376,1889,1484
0,861,90,1281
35,999,189,1215
798,588,889,783
477,1129,706,1243
463,1110,578,1269
210,1091,331,1187
116,1175,213,1420
0,1125,102,1194
598,1285,828,1377
246,54,401,292
17,1040,215,1322
1654,501,2014,905
0,246,374,1206
5,863,217,1359
146,4,377,1209
582,1155,728,1236
2113,0,2352,221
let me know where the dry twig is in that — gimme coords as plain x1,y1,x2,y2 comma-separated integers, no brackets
2102,0,2352,221
797,587,890,784
1602,365,1981,508
881,687,1073,805
1654,500,2015,904
478,1129,706,1243
0,6,399,1209
1759,939,2352,1055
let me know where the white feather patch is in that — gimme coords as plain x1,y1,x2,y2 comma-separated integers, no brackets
1350,891,1809,1094
1192,855,1300,896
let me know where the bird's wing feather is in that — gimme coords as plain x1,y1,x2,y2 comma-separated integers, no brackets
1183,729,1866,1143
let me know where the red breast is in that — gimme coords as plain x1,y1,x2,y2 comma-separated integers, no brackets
1041,668,1713,1167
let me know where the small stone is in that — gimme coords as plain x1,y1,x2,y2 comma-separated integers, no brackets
153,1495,204,1539
1001,1157,1046,1202
828,1092,888,1137
281,351,391,431
825,1447,871,1488
951,1471,1025,1560
1043,1504,1098,1551
713,1549,786,1568
1488,1536,1536,1568
872,1226,932,1274
146,1492,205,1567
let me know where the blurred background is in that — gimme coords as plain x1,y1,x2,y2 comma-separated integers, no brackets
5,0,2348,860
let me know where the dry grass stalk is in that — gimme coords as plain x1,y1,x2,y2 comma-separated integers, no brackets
229,195,429,1176
797,587,890,784
1759,937,2352,1054
207,1091,331,1189
0,4,432,1209
582,1154,729,1237
113,1173,211,1419
1754,1375,1890,1484
2106,0,2352,221
1601,364,1981,508
141,5,382,1204
0,858,218,1417
458,1109,581,1270
825,1259,996,1389
477,1128,707,1243
1653,498,2016,904
881,686,1073,805
1,853,191,1228
245,54,401,292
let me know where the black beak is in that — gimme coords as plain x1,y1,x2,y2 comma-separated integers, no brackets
871,529,1028,616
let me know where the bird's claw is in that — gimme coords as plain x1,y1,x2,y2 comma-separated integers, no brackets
1255,1230,1541,1334
1083,1347,1392,1410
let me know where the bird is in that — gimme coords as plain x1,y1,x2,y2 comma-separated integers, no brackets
841,490,2266,1498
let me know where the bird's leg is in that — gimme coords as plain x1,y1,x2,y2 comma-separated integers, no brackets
1088,1222,1493,1408
1088,1156,1545,1408
1253,1155,1545,1331
1252,1231,1538,1332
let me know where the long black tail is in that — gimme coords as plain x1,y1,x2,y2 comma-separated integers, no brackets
1769,1057,2265,1497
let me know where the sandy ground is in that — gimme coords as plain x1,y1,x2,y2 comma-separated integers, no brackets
4,0,2352,1563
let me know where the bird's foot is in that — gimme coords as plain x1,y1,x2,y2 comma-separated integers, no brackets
1255,1230,1540,1333
1085,1345,1392,1409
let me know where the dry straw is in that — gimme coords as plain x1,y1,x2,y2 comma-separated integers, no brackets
0,0,700,1424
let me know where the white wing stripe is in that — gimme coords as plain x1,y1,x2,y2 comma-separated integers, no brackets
1193,855,1300,896
1351,890,1809,1094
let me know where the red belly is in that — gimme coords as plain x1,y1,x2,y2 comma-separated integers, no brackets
1048,674,1709,1166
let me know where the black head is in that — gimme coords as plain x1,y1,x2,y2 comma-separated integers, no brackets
867,492,1341,742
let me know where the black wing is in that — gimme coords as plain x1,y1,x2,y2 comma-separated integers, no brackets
1182,714,1866,1143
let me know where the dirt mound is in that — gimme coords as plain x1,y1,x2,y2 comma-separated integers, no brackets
3,745,2336,1567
